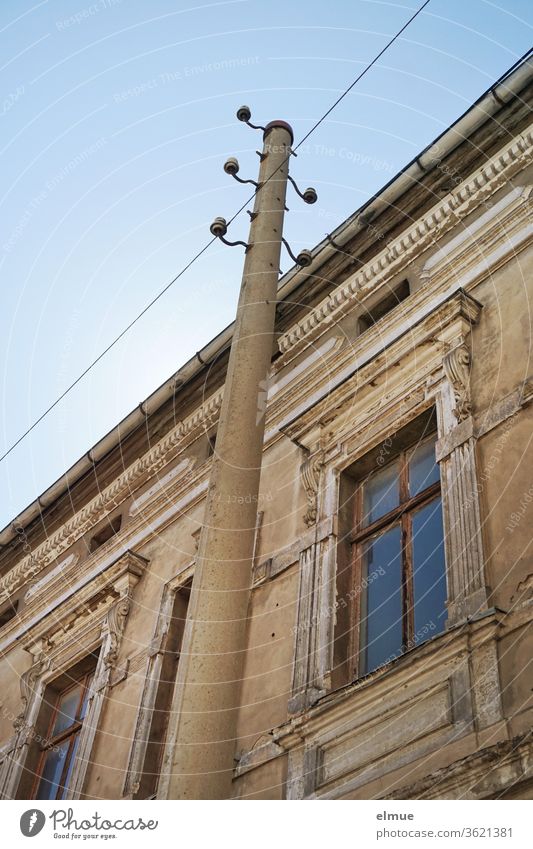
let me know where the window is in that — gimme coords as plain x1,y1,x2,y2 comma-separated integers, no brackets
136,580,191,799
334,414,447,686
0,599,18,629
351,432,447,676
88,514,122,553
31,669,94,800
358,279,410,334
206,430,217,458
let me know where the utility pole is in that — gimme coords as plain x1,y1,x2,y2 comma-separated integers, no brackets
166,113,315,799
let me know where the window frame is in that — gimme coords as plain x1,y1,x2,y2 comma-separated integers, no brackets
0,598,18,629
348,433,443,678
358,278,410,334
31,670,94,800
129,576,192,800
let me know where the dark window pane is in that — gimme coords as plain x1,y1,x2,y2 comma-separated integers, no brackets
51,684,83,737
412,497,447,641
362,460,400,526
409,436,439,497
60,734,80,799
360,524,402,674
79,676,93,720
36,739,70,800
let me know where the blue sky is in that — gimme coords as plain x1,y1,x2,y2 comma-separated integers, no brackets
0,0,531,528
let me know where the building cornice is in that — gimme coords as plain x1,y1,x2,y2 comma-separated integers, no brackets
275,289,483,449
0,388,222,603
381,732,532,800
264,181,531,449
277,127,533,360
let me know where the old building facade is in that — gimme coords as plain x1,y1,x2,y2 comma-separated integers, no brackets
0,57,532,800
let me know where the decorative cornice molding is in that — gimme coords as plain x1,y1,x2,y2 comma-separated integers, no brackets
381,733,532,800
234,736,285,778
277,128,533,358
128,457,195,516
23,553,79,603
1,551,147,658
0,389,222,602
279,290,482,448
421,185,532,281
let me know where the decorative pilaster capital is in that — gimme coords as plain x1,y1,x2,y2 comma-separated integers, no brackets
300,453,323,527
443,343,472,422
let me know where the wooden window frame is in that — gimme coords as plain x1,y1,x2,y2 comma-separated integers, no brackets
349,435,442,678
31,671,93,800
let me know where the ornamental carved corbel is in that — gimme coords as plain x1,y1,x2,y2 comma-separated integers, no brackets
13,652,52,733
300,453,323,527
103,590,133,669
443,343,472,422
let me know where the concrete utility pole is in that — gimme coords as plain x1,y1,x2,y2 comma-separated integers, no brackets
167,118,309,799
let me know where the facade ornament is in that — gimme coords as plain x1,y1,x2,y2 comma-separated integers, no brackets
14,653,51,733
511,573,533,605
191,526,202,553
278,130,532,357
443,343,472,422
300,453,323,527
0,388,223,605
103,591,133,669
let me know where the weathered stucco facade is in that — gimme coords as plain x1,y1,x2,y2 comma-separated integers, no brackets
0,58,532,801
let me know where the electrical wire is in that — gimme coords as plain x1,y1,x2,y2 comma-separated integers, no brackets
1,0,431,465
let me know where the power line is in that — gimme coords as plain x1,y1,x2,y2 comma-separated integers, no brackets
1,0,431,465
293,0,431,151
0,239,216,463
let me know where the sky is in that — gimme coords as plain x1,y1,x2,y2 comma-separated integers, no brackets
0,0,531,529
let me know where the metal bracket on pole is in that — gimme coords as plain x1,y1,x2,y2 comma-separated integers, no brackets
287,174,318,204
282,237,313,268
236,105,265,131
210,217,250,250
223,157,261,188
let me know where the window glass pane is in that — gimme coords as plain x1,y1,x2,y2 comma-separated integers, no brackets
79,675,93,720
412,497,447,641
360,524,402,675
36,739,70,800
60,734,80,799
362,460,400,526
409,436,439,497
51,684,83,736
